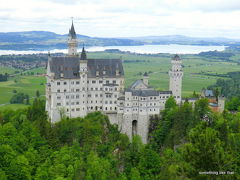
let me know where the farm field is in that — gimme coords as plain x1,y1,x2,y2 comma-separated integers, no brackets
0,51,239,110
0,75,45,109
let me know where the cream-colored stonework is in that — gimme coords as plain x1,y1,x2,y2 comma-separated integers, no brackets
46,23,183,143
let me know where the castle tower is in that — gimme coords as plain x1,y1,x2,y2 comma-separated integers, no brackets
68,21,78,56
169,54,183,104
79,46,88,116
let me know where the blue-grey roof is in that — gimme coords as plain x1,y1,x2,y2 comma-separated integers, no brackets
69,22,76,39
173,54,181,61
130,80,146,89
49,56,124,79
204,90,214,97
125,89,171,97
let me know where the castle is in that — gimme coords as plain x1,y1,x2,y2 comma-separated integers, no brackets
46,22,183,143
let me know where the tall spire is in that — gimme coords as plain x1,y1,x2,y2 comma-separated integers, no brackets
69,20,76,39
80,44,87,60
172,54,180,61
68,19,78,56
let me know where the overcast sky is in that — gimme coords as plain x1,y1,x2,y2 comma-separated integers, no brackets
1,0,240,38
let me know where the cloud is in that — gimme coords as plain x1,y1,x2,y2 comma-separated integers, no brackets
0,0,240,38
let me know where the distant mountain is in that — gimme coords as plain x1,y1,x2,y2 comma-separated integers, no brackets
0,31,142,50
124,35,240,46
0,31,239,50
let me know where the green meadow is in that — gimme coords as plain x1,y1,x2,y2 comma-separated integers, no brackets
1,51,239,110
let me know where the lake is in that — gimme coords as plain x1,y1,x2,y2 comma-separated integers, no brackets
0,44,226,55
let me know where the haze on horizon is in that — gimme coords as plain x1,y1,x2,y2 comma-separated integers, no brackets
1,0,240,39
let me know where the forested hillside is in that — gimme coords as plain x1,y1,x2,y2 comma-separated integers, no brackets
0,97,240,179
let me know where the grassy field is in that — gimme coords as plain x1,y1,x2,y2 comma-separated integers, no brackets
0,51,239,110
0,66,18,74
0,75,45,110
88,52,237,96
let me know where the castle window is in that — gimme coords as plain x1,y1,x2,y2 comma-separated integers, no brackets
95,94,98,97
71,102,74,105
66,96,69,99
92,80,96,84
100,88,103,91
57,89,60,93
76,89,80,92
100,94,103,97
76,81,80,84
76,95,79,99
76,102,79,105
76,108,80,111
105,101,108,104
57,82,60,85
82,87,85,91
88,94,91,97
66,102,69,105
115,107,117,110
114,95,117,98
95,88,98,90
105,107,107,110
72,109,74,111
64,89,67,92
115,88,117,91
67,109,69,112
57,96,61,100
106,80,109,84
110,101,112,104
64,82,67,85
113,80,116,84
71,89,74,92
99,80,103,83
57,103,61,106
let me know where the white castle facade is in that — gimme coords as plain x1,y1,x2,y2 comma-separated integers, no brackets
46,23,183,143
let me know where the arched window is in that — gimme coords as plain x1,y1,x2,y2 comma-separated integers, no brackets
132,120,138,137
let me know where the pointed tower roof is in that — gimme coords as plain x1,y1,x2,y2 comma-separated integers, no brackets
143,72,148,77
80,44,87,60
69,20,76,39
172,54,181,61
